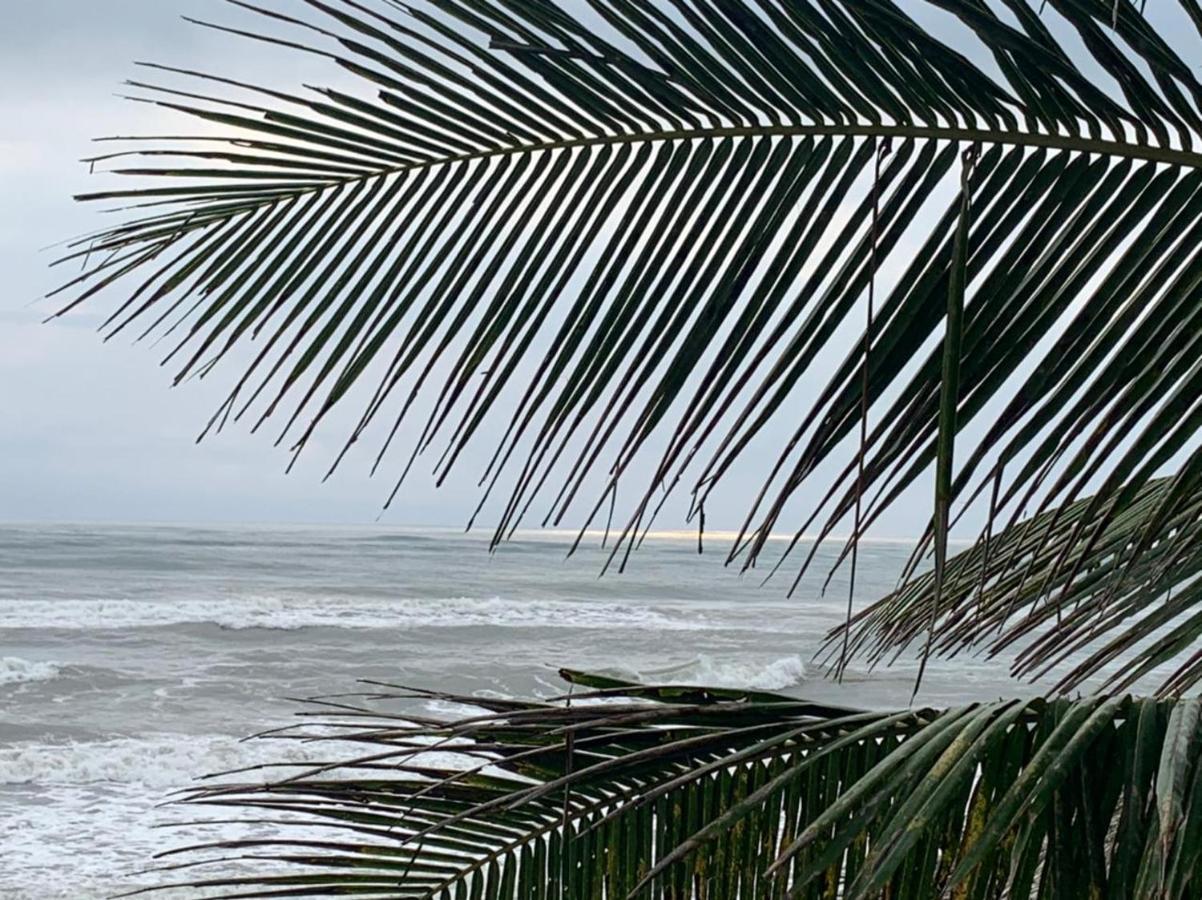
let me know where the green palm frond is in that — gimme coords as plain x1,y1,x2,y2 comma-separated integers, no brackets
830,475,1202,696
135,671,1202,899
55,0,1202,596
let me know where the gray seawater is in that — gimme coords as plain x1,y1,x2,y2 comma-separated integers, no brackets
1,523,1025,898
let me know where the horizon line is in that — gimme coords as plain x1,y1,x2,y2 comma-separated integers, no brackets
0,519,966,546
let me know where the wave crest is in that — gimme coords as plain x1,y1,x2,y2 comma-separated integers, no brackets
0,657,62,687
602,654,809,691
1,594,721,633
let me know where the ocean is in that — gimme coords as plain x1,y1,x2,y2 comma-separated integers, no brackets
1,523,1034,898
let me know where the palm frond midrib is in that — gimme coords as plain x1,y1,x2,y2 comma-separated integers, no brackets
81,117,1202,212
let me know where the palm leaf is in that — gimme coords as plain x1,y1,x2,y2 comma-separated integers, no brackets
828,475,1202,696
55,1,1202,617
129,671,1202,899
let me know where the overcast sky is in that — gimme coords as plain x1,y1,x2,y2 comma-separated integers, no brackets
1,0,850,534
0,2,461,526
4,1,1187,537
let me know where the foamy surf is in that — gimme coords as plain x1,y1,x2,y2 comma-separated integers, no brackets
0,729,495,898
0,733,320,789
0,657,62,687
0,594,735,632
598,654,810,691
0,729,483,790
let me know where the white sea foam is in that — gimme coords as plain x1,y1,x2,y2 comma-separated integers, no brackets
0,734,318,789
0,729,496,790
604,654,810,691
423,697,503,718
690,654,809,690
0,657,62,687
2,772,344,898
0,731,487,898
0,594,725,632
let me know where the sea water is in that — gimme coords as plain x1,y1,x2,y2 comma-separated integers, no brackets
0,523,1037,898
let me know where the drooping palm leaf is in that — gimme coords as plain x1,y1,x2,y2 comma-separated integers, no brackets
132,671,1202,899
829,475,1202,696
56,2,1202,650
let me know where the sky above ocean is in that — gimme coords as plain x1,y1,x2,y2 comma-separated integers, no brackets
3,0,1196,537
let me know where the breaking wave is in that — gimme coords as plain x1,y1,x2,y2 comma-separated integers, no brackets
0,657,62,687
600,654,810,691
0,594,720,633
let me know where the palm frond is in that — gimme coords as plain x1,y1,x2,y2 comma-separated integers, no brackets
55,0,1202,596
134,671,1202,899
829,475,1202,696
